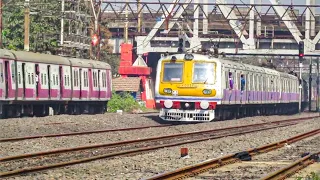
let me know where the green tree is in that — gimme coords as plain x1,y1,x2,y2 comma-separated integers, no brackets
2,1,61,54
100,24,120,76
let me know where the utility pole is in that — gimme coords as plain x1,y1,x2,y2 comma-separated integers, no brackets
124,0,128,43
97,1,101,61
298,41,304,114
0,0,3,49
137,0,141,33
316,57,319,112
60,0,65,46
24,0,30,51
309,58,312,112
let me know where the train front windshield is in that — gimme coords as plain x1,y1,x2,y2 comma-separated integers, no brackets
162,62,183,82
193,62,216,84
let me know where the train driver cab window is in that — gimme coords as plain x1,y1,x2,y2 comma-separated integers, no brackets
193,63,215,84
162,62,183,82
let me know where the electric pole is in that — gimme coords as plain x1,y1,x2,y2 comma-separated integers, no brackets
316,57,319,112
298,41,304,114
309,58,312,112
60,0,65,46
24,0,30,51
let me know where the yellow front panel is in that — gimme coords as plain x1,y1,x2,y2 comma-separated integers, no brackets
159,59,217,97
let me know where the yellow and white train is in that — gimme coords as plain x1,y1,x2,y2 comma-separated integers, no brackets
155,53,302,122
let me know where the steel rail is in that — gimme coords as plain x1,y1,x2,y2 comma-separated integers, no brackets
261,151,320,180
1,115,316,162
0,124,172,143
145,129,320,180
4,114,312,143
0,117,314,177
0,122,298,178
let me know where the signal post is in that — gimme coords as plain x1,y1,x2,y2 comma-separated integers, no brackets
298,41,304,114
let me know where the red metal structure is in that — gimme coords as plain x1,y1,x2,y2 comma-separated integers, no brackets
118,43,154,108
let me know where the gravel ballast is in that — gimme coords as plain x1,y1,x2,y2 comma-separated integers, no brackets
0,113,319,179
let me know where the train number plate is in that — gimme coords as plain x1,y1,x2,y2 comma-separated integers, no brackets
172,90,178,96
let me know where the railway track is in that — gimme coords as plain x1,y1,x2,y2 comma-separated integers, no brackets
145,129,320,180
0,116,317,178
1,115,318,143
0,124,172,142
261,151,320,180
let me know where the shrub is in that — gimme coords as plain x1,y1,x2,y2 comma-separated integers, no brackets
296,172,320,180
107,91,142,113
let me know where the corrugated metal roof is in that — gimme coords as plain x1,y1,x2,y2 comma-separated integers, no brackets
112,77,141,92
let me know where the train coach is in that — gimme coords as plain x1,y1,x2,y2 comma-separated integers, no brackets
0,49,112,118
155,53,304,122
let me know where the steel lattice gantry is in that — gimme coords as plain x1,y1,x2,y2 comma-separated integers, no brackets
102,0,320,63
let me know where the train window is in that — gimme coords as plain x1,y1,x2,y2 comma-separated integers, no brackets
75,71,77,87
18,72,21,84
0,63,3,83
44,74,47,85
84,71,86,87
86,72,89,87
193,63,215,84
56,75,58,86
28,73,31,84
68,75,70,86
162,62,183,82
11,63,15,83
32,73,34,84
93,72,95,87
73,70,76,87
77,71,79,86
53,74,56,86
94,72,97,87
64,75,67,86
87,72,89,87
104,72,106,87
41,73,44,85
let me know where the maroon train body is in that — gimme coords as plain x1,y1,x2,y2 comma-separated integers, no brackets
0,49,112,118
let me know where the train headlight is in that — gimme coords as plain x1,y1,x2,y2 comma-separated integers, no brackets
164,100,173,108
200,101,210,109
163,88,172,94
184,53,194,60
202,89,212,95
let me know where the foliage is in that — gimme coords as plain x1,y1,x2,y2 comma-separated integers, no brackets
99,23,119,76
296,172,320,180
2,0,60,54
107,92,142,113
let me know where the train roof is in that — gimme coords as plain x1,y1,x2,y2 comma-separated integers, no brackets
160,53,297,79
0,49,111,69
68,58,92,68
10,49,71,65
87,59,111,70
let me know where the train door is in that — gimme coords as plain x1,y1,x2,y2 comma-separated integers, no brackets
47,65,51,98
98,70,101,99
79,69,82,99
22,63,26,98
59,66,63,98
35,64,39,97
88,69,92,99
4,61,9,98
